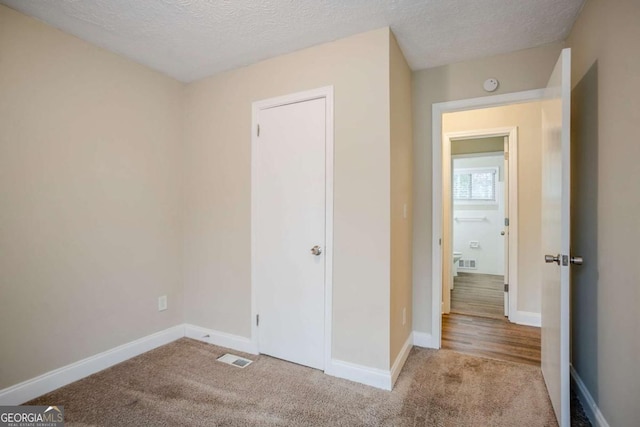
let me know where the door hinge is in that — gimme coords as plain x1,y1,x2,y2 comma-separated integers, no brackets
257,124,260,137
439,238,442,246
504,217,509,226
504,152,509,160
504,284,509,292
256,314,259,326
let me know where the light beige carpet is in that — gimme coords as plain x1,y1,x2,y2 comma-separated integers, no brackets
28,338,557,426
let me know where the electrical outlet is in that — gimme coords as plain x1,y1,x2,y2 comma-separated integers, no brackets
158,295,167,311
402,307,406,325
403,203,407,219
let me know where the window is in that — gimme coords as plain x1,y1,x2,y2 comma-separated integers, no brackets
453,167,497,202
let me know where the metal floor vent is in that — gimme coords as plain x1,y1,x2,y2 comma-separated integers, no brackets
217,354,253,368
458,259,477,269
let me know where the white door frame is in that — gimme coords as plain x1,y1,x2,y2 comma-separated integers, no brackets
443,127,518,321
250,86,334,369
431,89,544,348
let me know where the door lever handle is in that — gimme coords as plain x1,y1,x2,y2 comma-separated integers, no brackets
544,254,561,265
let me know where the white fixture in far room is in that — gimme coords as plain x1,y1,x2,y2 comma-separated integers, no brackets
453,252,463,277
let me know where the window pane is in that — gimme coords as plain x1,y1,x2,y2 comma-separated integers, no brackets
453,168,496,202
453,173,471,199
471,172,495,200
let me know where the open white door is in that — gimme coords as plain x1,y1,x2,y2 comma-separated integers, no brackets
541,48,574,427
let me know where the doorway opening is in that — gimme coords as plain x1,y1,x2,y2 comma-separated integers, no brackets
433,93,546,366
450,141,507,320
442,130,515,322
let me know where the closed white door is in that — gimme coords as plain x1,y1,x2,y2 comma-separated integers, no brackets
254,97,326,370
541,48,573,427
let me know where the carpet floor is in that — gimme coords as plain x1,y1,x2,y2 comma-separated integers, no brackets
28,338,559,426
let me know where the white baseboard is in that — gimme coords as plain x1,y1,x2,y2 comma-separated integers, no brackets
325,359,392,391
1,323,409,403
184,324,258,355
511,311,541,327
413,331,436,348
0,324,185,405
570,365,610,427
390,333,413,387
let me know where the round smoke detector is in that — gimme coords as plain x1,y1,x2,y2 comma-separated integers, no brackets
483,78,499,92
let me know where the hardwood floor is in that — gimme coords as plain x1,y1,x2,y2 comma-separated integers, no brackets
451,272,504,319
442,313,541,366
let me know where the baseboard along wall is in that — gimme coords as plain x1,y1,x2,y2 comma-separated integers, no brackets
570,365,610,427
412,331,436,349
0,325,185,405
184,324,258,355
511,310,541,327
390,333,414,387
1,324,415,403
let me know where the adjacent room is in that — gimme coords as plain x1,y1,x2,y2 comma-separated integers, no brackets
1,1,638,426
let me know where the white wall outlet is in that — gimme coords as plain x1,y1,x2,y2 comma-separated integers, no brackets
402,307,406,325
158,295,167,311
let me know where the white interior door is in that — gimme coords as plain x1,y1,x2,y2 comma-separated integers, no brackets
503,136,509,317
541,48,572,427
255,97,326,370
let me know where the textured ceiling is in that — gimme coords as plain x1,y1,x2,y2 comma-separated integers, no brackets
1,0,585,82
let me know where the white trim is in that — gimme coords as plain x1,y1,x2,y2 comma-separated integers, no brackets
325,359,392,391
250,86,334,370
184,324,258,355
511,311,541,327
390,333,413,387
412,331,435,349
431,89,544,348
0,325,184,405
570,365,610,427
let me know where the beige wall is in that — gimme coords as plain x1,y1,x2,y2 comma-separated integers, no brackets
0,5,184,389
389,32,413,363
183,28,394,370
412,42,565,334
567,0,640,425
443,102,544,314
451,137,503,155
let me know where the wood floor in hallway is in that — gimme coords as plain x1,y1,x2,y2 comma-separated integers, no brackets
451,272,504,319
442,313,541,366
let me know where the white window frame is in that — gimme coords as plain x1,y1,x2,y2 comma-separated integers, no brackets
452,166,499,205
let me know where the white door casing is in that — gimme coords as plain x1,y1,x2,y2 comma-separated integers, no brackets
541,48,572,427
251,87,334,370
